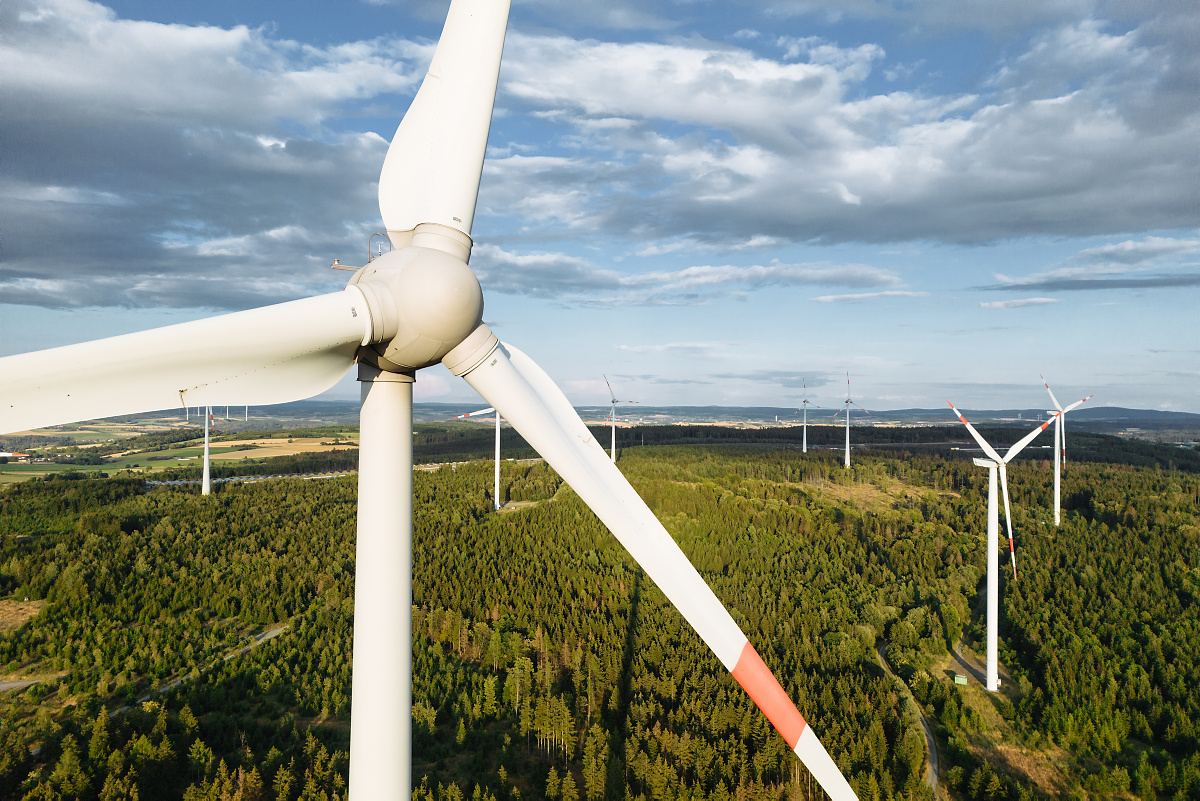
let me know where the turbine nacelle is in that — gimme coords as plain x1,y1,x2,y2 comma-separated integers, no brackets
349,227,485,372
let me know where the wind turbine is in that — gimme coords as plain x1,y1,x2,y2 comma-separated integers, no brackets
830,373,869,467
202,406,212,496
793,381,821,453
0,3,856,797
947,401,1060,692
603,374,638,462
453,406,502,510
1040,376,1093,526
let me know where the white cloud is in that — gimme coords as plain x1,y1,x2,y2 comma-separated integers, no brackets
979,297,1059,308
987,235,1200,292
4,0,1198,318
812,290,928,302
1070,236,1200,265
490,14,1199,245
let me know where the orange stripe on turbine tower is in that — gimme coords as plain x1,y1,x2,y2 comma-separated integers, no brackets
731,641,807,749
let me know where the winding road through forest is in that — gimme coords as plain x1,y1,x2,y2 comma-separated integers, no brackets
876,642,939,795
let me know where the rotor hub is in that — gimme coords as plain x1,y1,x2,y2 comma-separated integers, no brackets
350,245,484,371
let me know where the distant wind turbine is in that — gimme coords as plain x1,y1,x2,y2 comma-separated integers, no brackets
453,406,501,510
830,373,870,467
1040,376,1093,526
202,406,212,496
948,401,1059,691
793,381,821,453
603,374,638,462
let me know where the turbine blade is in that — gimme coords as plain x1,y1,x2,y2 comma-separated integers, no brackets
452,407,496,419
604,373,617,403
946,402,1005,463
0,290,370,434
457,341,856,800
1062,394,1093,414
1040,375,1064,412
1001,412,1060,462
998,463,1017,579
378,0,511,242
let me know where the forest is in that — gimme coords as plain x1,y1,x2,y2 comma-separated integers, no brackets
0,427,1198,799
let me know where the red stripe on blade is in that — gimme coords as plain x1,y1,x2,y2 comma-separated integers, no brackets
731,642,807,749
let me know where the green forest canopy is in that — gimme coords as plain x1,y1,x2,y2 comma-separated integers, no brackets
0,435,1197,799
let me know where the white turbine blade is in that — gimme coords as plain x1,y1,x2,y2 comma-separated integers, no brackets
458,342,856,800
946,402,1005,463
0,290,371,434
998,463,1017,579
604,373,617,403
1040,374,1064,412
1001,412,1060,462
378,0,511,241
452,406,496,419
1062,394,1093,414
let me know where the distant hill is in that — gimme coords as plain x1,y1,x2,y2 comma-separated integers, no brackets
11,401,1199,437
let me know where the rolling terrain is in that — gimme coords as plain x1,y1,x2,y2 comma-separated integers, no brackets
0,430,1197,798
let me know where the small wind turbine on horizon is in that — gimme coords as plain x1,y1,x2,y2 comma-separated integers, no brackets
453,406,502,510
793,380,821,453
1041,376,1093,526
947,401,1060,692
830,373,870,467
0,2,857,796
604,374,638,463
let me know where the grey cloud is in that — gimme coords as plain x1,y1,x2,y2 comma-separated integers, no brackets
710,371,836,389
472,244,902,304
983,275,1200,292
7,0,1199,317
614,342,725,355
0,0,405,310
605,374,715,385
1070,236,1200,265
492,10,1199,247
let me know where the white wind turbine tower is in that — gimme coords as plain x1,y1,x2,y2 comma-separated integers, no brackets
202,406,212,496
604,374,638,462
794,380,821,453
0,2,857,798
831,373,869,467
453,406,502,510
1040,376,1093,526
947,401,1060,692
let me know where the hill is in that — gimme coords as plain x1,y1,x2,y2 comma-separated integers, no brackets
1,438,1198,798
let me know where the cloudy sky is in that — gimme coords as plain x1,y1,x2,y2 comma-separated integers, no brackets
2,0,1198,412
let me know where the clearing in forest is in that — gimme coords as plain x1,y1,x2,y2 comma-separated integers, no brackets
928,646,1072,795
0,598,42,634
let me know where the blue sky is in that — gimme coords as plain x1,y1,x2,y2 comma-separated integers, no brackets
2,0,1197,412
